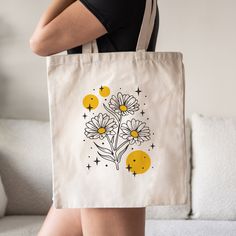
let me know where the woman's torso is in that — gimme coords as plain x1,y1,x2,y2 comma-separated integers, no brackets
67,0,159,54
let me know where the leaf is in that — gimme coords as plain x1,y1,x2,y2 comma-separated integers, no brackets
117,144,129,162
93,142,112,154
111,135,115,144
103,104,119,122
97,151,115,162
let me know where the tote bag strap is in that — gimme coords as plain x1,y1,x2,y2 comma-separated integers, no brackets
82,0,157,53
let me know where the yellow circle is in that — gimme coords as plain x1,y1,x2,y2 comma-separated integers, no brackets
98,127,106,134
83,94,99,110
126,150,151,174
99,86,110,97
119,105,127,111
130,130,139,138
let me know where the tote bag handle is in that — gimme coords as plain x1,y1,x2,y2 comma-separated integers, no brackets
82,0,157,53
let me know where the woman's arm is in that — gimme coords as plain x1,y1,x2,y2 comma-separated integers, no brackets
29,0,108,56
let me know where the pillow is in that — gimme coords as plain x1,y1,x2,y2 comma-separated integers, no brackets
190,113,236,220
0,175,7,217
0,118,52,215
146,120,191,219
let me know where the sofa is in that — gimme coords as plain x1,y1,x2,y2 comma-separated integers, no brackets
0,113,236,236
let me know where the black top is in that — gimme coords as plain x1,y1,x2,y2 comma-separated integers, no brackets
67,0,159,54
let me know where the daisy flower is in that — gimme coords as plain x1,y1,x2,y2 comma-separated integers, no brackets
109,92,139,116
119,118,150,145
84,113,117,139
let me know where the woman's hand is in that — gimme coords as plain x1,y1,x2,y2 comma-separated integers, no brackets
30,0,107,56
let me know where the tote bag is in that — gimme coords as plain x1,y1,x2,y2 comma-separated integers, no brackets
46,0,188,208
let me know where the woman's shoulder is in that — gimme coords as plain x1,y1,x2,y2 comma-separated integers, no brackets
79,0,146,33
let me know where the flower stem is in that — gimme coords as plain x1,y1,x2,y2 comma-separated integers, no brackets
106,135,114,153
116,140,129,152
114,114,122,150
106,135,118,166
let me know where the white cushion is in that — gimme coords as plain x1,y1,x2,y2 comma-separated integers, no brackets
191,113,236,220
0,175,8,217
0,215,44,236
146,219,236,236
0,118,52,215
145,120,191,219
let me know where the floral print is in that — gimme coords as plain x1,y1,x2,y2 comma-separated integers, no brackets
109,92,139,116
84,113,117,140
119,118,150,145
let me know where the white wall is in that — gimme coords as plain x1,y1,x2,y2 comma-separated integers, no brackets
0,0,236,121
156,0,236,118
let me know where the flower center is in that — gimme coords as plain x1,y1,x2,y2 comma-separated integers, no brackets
98,127,106,134
130,130,139,138
119,105,127,111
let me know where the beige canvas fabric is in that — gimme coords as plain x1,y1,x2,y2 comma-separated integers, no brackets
46,0,188,208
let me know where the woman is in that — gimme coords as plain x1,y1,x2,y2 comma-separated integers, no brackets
30,0,159,235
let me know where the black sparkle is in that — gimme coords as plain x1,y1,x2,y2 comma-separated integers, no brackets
86,164,91,170
87,104,93,111
82,113,87,119
151,143,155,149
140,110,145,116
94,157,101,165
135,87,142,96
133,171,137,177
99,85,104,91
126,164,132,172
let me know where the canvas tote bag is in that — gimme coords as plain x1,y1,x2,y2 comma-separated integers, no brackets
46,0,188,208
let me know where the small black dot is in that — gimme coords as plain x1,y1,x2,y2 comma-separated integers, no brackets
147,118,149,120
102,142,104,145
133,159,136,162
105,164,108,167
153,132,154,135
145,95,147,98
144,103,146,105
90,147,93,149
144,156,146,158
142,167,144,169
91,98,93,100
152,166,154,168
131,148,134,150
120,88,121,89
105,99,107,101
88,156,90,158
148,149,150,151
83,139,85,141
93,89,95,91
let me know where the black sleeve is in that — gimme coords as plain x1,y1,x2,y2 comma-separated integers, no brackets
79,0,131,33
